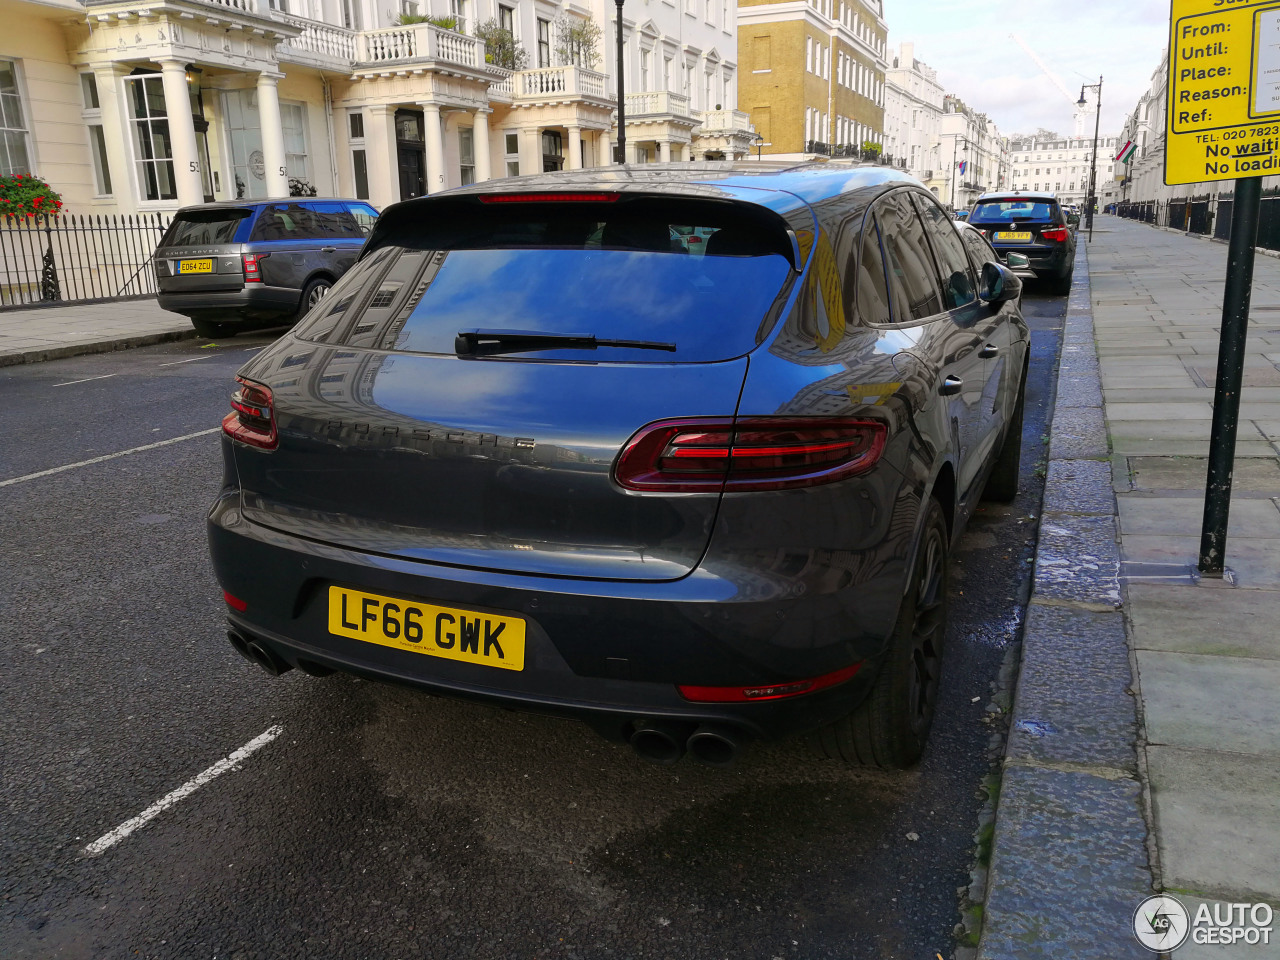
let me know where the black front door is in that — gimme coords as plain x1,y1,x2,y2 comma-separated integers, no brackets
396,109,426,200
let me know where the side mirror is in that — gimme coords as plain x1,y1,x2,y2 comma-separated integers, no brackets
981,260,1022,304
1006,252,1030,269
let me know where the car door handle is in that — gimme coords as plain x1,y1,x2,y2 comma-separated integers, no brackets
979,343,1000,358
939,375,963,396
320,246,337,253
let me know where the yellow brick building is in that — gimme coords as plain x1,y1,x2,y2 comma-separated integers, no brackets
737,0,887,158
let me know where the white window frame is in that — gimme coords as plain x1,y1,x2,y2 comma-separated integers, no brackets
124,71,177,205
0,57,35,177
348,109,368,200
79,72,112,197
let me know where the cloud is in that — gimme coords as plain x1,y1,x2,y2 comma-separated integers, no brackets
888,0,1169,137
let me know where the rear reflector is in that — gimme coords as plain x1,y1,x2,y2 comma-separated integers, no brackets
222,376,278,450
614,417,887,492
479,192,619,204
1040,227,1069,242
679,663,862,703
223,590,248,612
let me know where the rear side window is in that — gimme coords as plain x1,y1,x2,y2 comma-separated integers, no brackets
969,199,1060,225
307,201,362,239
162,209,251,247
346,203,378,236
295,198,796,363
856,217,893,326
912,194,976,310
875,193,943,322
250,203,323,242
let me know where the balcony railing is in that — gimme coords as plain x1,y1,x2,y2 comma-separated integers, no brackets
625,90,691,117
512,65,609,101
695,108,752,132
358,21,484,69
486,66,514,100
278,16,357,63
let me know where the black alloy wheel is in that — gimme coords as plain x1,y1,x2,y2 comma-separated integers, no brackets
814,497,949,769
299,277,332,318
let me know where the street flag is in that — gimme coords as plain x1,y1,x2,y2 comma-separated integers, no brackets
1116,140,1137,163
957,160,967,174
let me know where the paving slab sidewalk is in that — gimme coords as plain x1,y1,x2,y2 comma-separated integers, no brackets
977,218,1280,959
0,297,193,367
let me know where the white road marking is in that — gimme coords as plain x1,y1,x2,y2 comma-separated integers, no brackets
52,374,117,387
0,427,220,489
82,725,283,857
157,357,209,367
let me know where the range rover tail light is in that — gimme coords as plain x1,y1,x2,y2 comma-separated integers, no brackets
222,376,277,450
614,417,887,493
242,253,263,282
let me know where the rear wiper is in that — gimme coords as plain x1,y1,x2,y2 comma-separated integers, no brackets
455,329,677,357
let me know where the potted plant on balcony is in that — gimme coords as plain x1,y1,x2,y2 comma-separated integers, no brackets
394,12,459,30
475,19,528,70
553,15,601,69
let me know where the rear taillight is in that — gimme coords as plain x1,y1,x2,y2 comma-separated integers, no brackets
222,376,277,449
614,417,887,493
242,253,263,282
679,663,862,702
1040,227,1069,242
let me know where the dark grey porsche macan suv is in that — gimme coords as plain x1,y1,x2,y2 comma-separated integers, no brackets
208,163,1029,769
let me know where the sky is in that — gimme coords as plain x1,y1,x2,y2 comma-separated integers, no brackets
886,0,1170,140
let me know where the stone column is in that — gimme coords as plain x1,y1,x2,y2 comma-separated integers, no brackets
597,128,612,166
566,124,582,170
521,126,542,175
420,102,446,193
473,109,492,182
658,139,671,162
157,59,204,206
255,71,290,199
92,64,140,210
625,140,638,164
364,105,400,208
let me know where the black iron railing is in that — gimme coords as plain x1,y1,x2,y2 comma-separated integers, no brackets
0,213,172,309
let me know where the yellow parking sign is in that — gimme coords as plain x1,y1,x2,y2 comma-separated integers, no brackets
1166,0,1280,184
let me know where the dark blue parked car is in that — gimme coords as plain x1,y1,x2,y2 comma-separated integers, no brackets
155,198,379,338
208,163,1028,769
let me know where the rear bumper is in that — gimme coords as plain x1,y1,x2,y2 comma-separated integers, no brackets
158,285,300,321
993,242,1072,279
207,488,904,741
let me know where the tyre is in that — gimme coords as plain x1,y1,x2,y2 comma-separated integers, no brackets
813,497,949,769
298,277,332,319
982,373,1025,503
192,318,234,338
1052,269,1073,296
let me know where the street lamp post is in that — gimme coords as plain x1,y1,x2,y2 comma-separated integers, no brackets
614,0,626,163
752,132,764,160
950,136,967,211
1078,76,1103,241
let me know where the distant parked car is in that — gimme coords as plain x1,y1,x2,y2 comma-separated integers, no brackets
208,163,1029,770
967,191,1075,295
953,210,969,221
155,199,379,338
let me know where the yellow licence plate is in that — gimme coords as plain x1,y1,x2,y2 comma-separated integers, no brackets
327,586,526,671
179,259,213,274
994,232,1032,242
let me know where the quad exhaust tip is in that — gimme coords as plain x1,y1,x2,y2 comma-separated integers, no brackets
629,720,748,767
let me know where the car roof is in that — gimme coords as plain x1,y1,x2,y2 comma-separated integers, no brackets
174,198,369,214
976,191,1058,202
392,161,922,213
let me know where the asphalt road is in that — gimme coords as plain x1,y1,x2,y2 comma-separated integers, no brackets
0,287,1064,960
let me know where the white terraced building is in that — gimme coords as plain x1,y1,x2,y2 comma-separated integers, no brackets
1,0,756,216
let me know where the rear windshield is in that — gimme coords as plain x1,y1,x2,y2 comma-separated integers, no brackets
162,209,252,247
292,198,795,363
969,200,1060,225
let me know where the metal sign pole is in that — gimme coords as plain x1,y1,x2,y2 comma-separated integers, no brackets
1198,175,1262,576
